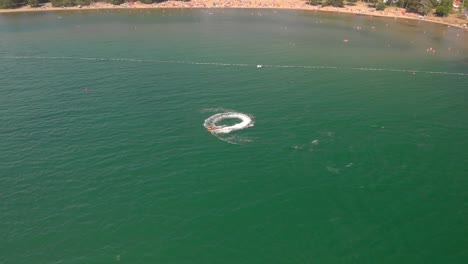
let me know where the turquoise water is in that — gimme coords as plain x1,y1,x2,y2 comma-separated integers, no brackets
1,9,467,263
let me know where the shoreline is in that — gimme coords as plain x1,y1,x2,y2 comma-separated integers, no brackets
0,1,467,30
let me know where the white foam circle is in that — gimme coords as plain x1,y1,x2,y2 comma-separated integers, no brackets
204,112,254,134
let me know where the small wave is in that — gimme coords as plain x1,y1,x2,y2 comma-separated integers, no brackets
216,134,254,145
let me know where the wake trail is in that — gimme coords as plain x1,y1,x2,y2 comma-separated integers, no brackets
204,112,254,134
203,110,255,144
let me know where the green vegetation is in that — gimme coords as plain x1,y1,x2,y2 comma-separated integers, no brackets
434,0,453,16
0,0,465,20
376,1,386,10
309,0,462,17
307,0,322,5
0,0,20,8
0,0,176,8
405,0,432,15
74,0,91,5
396,0,457,16
106,0,124,5
51,0,75,7
27,0,39,7
435,5,450,16
308,0,344,7
326,0,345,7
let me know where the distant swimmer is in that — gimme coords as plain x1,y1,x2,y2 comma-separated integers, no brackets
84,87,88,93
343,38,349,43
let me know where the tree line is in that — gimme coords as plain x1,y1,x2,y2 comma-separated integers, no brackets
307,0,463,17
0,0,465,18
0,0,185,9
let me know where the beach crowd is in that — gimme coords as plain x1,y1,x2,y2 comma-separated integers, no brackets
0,0,466,29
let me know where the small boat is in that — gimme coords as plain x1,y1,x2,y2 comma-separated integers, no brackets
257,65,263,68
207,126,217,131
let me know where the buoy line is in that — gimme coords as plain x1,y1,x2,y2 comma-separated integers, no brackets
1,56,467,76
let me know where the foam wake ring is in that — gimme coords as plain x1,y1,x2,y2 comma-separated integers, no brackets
204,112,254,134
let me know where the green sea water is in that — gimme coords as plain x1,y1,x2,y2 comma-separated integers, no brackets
1,8,467,263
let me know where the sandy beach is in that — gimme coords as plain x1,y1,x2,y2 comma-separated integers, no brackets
0,1,467,29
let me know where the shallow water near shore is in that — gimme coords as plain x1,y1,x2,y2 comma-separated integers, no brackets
1,9,467,263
